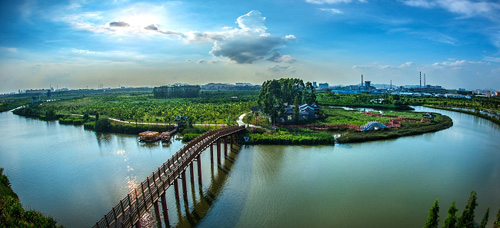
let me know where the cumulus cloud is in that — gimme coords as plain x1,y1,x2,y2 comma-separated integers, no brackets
109,21,130,27
188,10,296,64
400,0,500,18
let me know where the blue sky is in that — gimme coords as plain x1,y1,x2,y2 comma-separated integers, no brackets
1,0,500,93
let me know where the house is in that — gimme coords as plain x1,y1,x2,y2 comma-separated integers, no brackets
282,103,321,122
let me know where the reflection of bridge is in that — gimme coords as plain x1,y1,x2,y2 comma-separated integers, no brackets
93,125,245,228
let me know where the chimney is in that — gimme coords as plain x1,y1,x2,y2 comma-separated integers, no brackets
420,72,422,88
361,74,364,87
424,74,426,87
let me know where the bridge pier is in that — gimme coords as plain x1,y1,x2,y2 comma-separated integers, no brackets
160,193,170,227
210,143,214,164
197,155,202,185
181,171,188,202
153,201,161,228
229,134,233,150
189,163,195,185
173,179,179,199
224,136,228,157
217,139,221,165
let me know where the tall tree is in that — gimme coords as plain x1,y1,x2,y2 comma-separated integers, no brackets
494,208,500,228
479,207,489,228
457,191,478,228
293,96,300,123
424,199,440,228
442,201,458,228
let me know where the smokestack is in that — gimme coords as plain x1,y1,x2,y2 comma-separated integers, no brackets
361,74,364,87
424,74,426,87
390,80,392,90
420,71,422,88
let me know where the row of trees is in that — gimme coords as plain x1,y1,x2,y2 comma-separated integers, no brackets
258,78,316,125
424,191,500,228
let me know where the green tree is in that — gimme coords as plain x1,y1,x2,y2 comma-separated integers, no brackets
479,207,489,228
457,191,478,228
442,201,458,228
293,96,300,123
424,199,440,228
494,208,500,228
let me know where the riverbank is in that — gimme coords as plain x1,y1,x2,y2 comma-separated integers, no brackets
424,105,500,127
0,168,60,227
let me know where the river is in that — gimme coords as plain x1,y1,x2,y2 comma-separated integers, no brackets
0,107,499,227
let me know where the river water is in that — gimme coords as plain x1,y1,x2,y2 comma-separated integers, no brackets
0,107,499,227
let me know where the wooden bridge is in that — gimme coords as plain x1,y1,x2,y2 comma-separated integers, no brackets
93,125,245,228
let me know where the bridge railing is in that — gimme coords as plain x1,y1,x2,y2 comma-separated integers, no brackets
93,125,245,228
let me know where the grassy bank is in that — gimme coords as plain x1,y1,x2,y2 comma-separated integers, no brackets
242,128,335,145
424,105,500,127
336,114,453,143
0,168,61,227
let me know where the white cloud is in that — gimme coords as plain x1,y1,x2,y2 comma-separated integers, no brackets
1,47,18,53
55,5,294,64
431,59,482,69
306,0,366,4
186,10,295,64
320,8,344,14
352,61,413,70
268,65,290,72
400,0,500,18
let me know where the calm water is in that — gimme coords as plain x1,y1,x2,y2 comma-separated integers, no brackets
0,107,499,227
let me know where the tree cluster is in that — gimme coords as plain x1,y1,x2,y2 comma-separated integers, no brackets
258,78,316,125
423,191,500,228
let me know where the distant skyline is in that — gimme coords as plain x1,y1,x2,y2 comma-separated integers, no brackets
1,0,500,94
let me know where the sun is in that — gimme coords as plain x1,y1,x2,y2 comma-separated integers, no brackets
127,13,160,28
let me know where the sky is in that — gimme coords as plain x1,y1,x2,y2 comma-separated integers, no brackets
1,0,500,93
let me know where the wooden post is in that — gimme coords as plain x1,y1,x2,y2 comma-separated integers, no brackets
224,136,228,157
197,155,202,185
210,143,214,164
217,139,221,165
153,201,161,228
173,179,179,199
181,171,188,202
135,219,142,228
230,134,233,150
160,193,170,227
189,163,195,185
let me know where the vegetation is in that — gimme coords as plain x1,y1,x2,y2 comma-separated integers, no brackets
258,78,316,125
0,168,61,227
424,199,439,228
335,113,452,143
0,98,31,112
424,191,497,228
243,128,335,145
316,92,412,110
14,93,255,125
443,201,458,228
